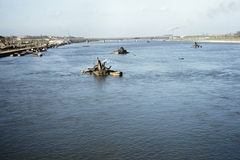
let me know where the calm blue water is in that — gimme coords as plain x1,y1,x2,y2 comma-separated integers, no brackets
1,40,240,159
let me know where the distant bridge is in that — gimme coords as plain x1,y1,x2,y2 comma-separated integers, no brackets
84,36,170,41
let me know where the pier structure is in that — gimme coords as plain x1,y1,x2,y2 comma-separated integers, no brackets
0,36,72,58
0,46,47,58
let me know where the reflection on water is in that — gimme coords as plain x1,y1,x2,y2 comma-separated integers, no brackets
1,40,240,159
93,74,108,83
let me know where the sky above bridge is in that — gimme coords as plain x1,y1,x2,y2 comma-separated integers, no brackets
0,0,240,37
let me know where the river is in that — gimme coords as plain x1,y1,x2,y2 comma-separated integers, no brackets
1,40,240,159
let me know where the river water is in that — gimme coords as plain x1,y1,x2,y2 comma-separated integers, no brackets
1,40,240,159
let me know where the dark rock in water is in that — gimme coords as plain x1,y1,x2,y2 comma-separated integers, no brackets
192,42,202,48
112,47,129,54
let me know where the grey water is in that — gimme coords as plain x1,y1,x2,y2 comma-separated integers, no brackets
1,40,240,159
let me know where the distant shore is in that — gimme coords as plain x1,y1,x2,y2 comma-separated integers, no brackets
194,40,240,43
169,35,240,43
169,39,240,43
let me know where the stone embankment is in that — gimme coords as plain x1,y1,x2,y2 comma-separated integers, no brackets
0,36,76,58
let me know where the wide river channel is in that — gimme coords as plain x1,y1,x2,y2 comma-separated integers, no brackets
1,40,240,159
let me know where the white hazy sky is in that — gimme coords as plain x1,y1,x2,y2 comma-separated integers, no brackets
0,0,240,37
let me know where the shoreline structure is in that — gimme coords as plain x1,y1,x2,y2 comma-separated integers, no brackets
1,35,240,57
169,35,240,43
1,35,240,45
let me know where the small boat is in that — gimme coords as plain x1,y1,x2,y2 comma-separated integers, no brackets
111,51,120,54
41,48,47,52
10,53,16,57
109,70,123,76
32,53,42,57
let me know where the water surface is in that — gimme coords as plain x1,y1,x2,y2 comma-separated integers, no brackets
1,40,240,159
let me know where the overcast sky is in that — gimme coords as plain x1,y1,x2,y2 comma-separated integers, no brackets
0,0,240,37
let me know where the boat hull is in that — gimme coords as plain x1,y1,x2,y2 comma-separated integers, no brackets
32,53,42,57
109,70,123,76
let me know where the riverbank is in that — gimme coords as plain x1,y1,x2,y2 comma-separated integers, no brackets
169,35,240,43
0,36,88,58
194,40,240,43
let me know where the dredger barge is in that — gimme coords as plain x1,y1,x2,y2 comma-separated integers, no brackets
81,58,123,77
